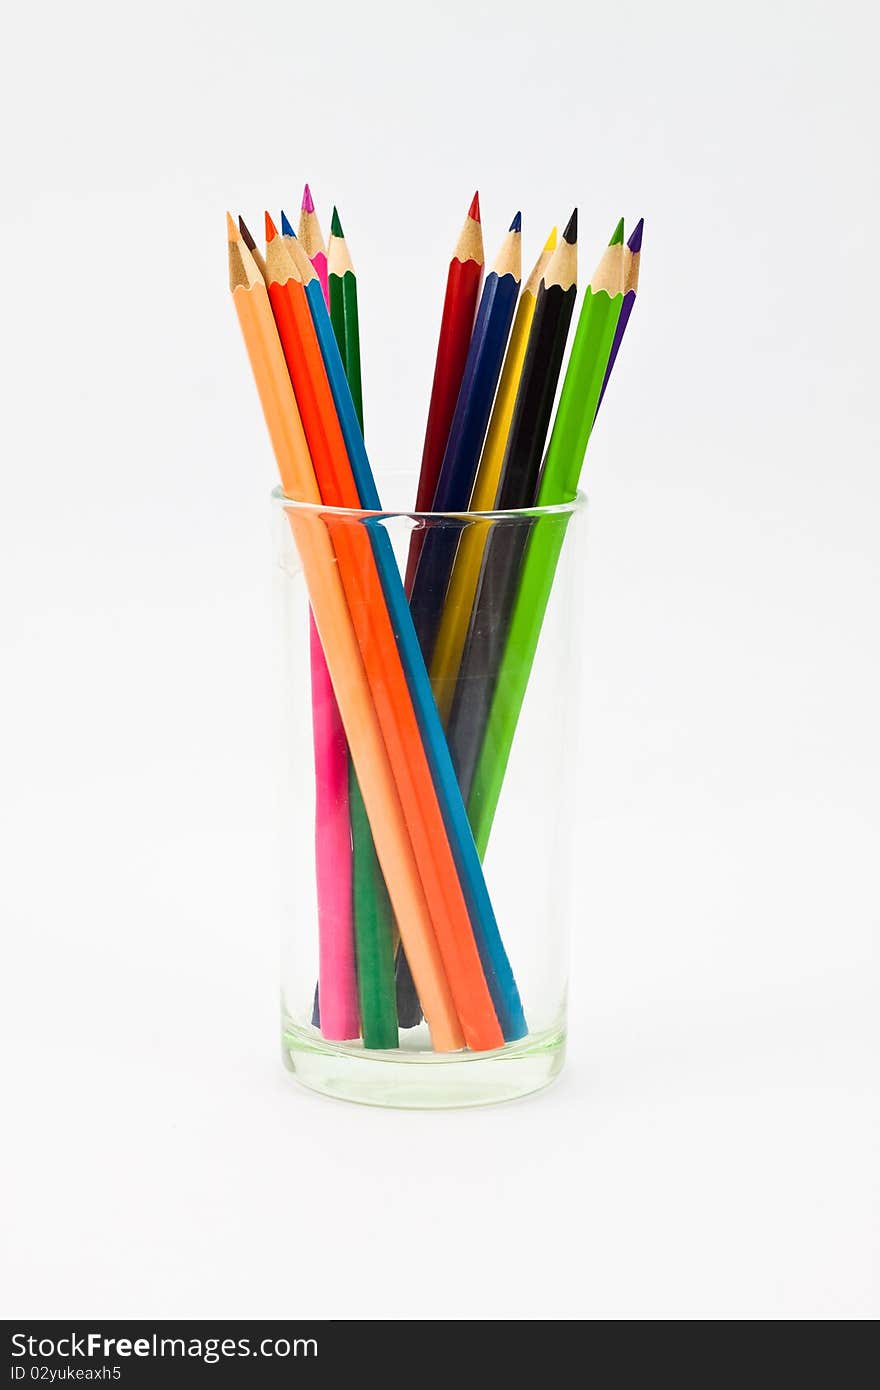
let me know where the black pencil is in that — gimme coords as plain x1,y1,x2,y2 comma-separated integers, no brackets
445,210,578,800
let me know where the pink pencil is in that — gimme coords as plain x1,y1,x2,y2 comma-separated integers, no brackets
297,187,356,1040
308,618,357,1039
298,183,330,303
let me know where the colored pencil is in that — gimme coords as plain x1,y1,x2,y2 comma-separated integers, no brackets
298,183,329,303
277,224,526,1044
238,215,267,280
466,220,628,857
446,211,579,799
296,200,354,1040
327,208,399,1050
408,214,522,667
307,610,358,1039
429,227,557,723
227,215,464,1051
265,223,519,1050
327,208,363,426
595,217,643,416
404,193,484,592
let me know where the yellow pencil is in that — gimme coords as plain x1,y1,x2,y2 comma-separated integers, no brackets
429,227,558,723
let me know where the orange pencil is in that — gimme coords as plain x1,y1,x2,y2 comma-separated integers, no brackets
227,215,464,1052
264,220,503,1051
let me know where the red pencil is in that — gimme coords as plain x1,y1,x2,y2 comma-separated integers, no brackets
404,193,483,592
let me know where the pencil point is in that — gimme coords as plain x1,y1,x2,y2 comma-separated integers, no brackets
543,226,558,253
226,211,240,241
330,205,344,238
238,216,258,252
265,211,278,243
509,211,522,233
280,210,296,239
468,191,481,222
609,217,625,246
562,208,578,243
627,218,644,253
302,183,315,214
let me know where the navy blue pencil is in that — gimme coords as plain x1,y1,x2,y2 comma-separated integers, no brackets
407,214,522,668
594,217,642,416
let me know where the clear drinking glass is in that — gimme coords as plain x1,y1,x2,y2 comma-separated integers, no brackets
274,485,587,1108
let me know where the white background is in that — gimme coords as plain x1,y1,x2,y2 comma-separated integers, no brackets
1,0,877,1320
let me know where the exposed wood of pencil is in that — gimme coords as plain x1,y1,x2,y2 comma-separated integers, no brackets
227,217,464,1051
327,223,354,278
264,231,505,1052
298,194,327,262
623,221,642,294
238,216,267,280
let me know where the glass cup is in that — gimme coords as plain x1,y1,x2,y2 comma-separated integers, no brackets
274,485,587,1107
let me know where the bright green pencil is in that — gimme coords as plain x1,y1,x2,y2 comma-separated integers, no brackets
328,207,399,1049
466,220,629,858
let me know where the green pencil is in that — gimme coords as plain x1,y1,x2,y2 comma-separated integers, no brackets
466,219,628,858
328,207,399,1049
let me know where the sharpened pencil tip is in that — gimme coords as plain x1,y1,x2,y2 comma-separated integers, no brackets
238,216,258,252
468,191,481,222
627,218,644,253
609,217,625,246
562,208,578,243
302,183,315,214
226,211,240,240
543,227,558,253
330,205,344,238
509,211,522,233
265,211,278,243
280,210,296,239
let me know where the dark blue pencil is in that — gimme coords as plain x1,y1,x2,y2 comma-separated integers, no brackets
407,215,522,668
594,217,642,416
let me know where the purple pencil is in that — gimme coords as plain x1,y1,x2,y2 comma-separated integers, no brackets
594,217,643,415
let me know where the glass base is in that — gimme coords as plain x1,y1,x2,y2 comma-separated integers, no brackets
282,1021,566,1109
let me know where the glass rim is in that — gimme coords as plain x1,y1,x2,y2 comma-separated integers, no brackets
271,485,587,521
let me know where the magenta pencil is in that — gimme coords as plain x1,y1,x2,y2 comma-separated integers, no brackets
309,620,358,1039
298,186,356,1040
298,183,329,303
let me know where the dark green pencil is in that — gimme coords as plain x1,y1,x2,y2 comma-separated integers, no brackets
328,208,399,1049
